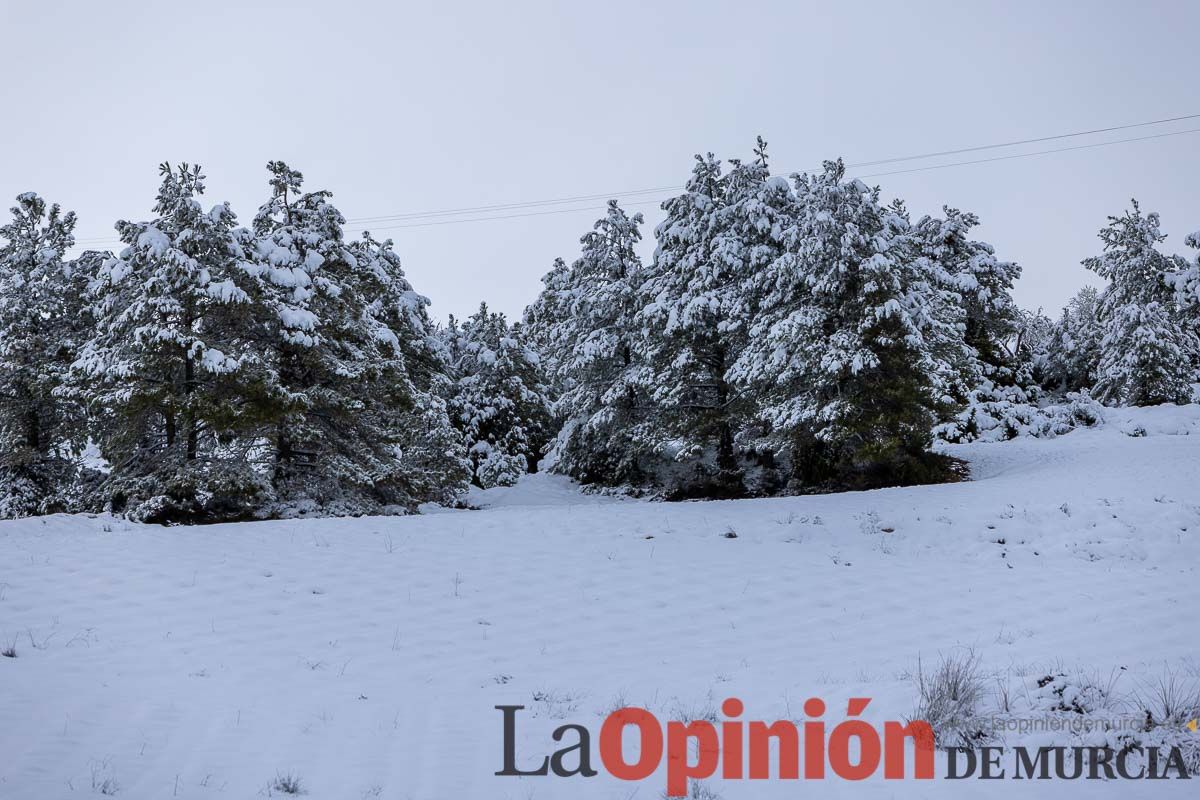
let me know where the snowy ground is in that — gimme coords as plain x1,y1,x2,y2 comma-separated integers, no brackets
2,405,1199,799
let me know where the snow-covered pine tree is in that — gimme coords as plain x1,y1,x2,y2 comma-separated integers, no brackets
347,232,470,507
524,201,651,486
736,160,957,489
1094,301,1196,406
1166,230,1200,378
240,159,344,508
1168,229,1200,310
1042,286,1102,392
1010,307,1056,383
1084,201,1197,406
444,303,553,488
0,193,88,516
1085,200,1177,309
522,256,572,396
910,207,1022,391
244,162,467,514
75,164,265,522
906,205,1060,445
639,144,787,497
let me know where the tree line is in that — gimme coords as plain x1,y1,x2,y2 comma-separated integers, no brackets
0,145,1197,520
525,140,1198,497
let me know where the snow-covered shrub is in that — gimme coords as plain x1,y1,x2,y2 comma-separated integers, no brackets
270,772,305,796
935,388,1103,443
910,649,988,747
1028,671,1118,715
1136,669,1200,729
1071,669,1200,776
660,779,724,800
0,466,51,518
474,446,526,490
113,461,273,525
0,457,98,518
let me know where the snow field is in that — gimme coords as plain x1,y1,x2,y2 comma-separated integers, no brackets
1,404,1198,798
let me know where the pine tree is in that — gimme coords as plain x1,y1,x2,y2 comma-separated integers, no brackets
1167,230,1200,378
244,162,467,513
524,201,650,486
638,145,788,496
0,193,87,516
1168,229,1200,310
1084,201,1196,406
347,232,470,506
75,164,264,522
522,256,573,396
1085,201,1176,307
1094,301,1196,406
735,160,956,488
910,207,1022,391
445,303,553,488
1042,286,1102,391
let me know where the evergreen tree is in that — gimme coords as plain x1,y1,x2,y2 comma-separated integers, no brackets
1009,307,1056,384
347,232,470,506
910,207,1022,391
525,201,651,486
639,145,789,496
445,303,552,488
1167,231,1200,376
75,164,264,522
0,193,87,516
1042,286,1102,391
1168,229,1200,310
522,256,572,396
1094,301,1196,406
244,162,467,513
735,160,956,488
1084,202,1196,406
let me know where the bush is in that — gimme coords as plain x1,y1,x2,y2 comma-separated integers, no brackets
271,772,305,795
911,649,988,747
0,460,77,518
935,390,1104,444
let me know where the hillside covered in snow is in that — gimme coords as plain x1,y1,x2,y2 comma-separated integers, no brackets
1,402,1198,798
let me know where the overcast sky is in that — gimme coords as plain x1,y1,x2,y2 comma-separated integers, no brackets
2,0,1197,323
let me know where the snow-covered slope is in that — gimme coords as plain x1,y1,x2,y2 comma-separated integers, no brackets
2,405,1198,799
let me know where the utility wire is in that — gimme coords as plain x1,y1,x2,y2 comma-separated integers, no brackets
64,114,1200,245
856,126,1200,179
338,112,1200,225
346,126,1200,234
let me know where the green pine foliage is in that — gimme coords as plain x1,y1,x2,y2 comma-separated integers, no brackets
444,303,553,489
3,150,1197,518
0,193,88,517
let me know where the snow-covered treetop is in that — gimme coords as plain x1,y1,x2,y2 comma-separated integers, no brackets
1083,199,1175,309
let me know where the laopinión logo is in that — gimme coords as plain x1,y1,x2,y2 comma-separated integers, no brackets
496,697,1194,796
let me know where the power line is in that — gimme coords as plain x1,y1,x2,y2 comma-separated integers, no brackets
843,112,1200,169
857,125,1200,179
337,112,1200,225
346,126,1200,233
64,113,1200,246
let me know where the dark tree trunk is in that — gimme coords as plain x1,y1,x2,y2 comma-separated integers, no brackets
26,407,40,453
184,352,197,460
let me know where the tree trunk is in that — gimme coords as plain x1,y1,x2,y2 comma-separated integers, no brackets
184,351,197,460
25,407,40,453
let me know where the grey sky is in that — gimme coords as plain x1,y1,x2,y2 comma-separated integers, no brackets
2,0,1197,323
